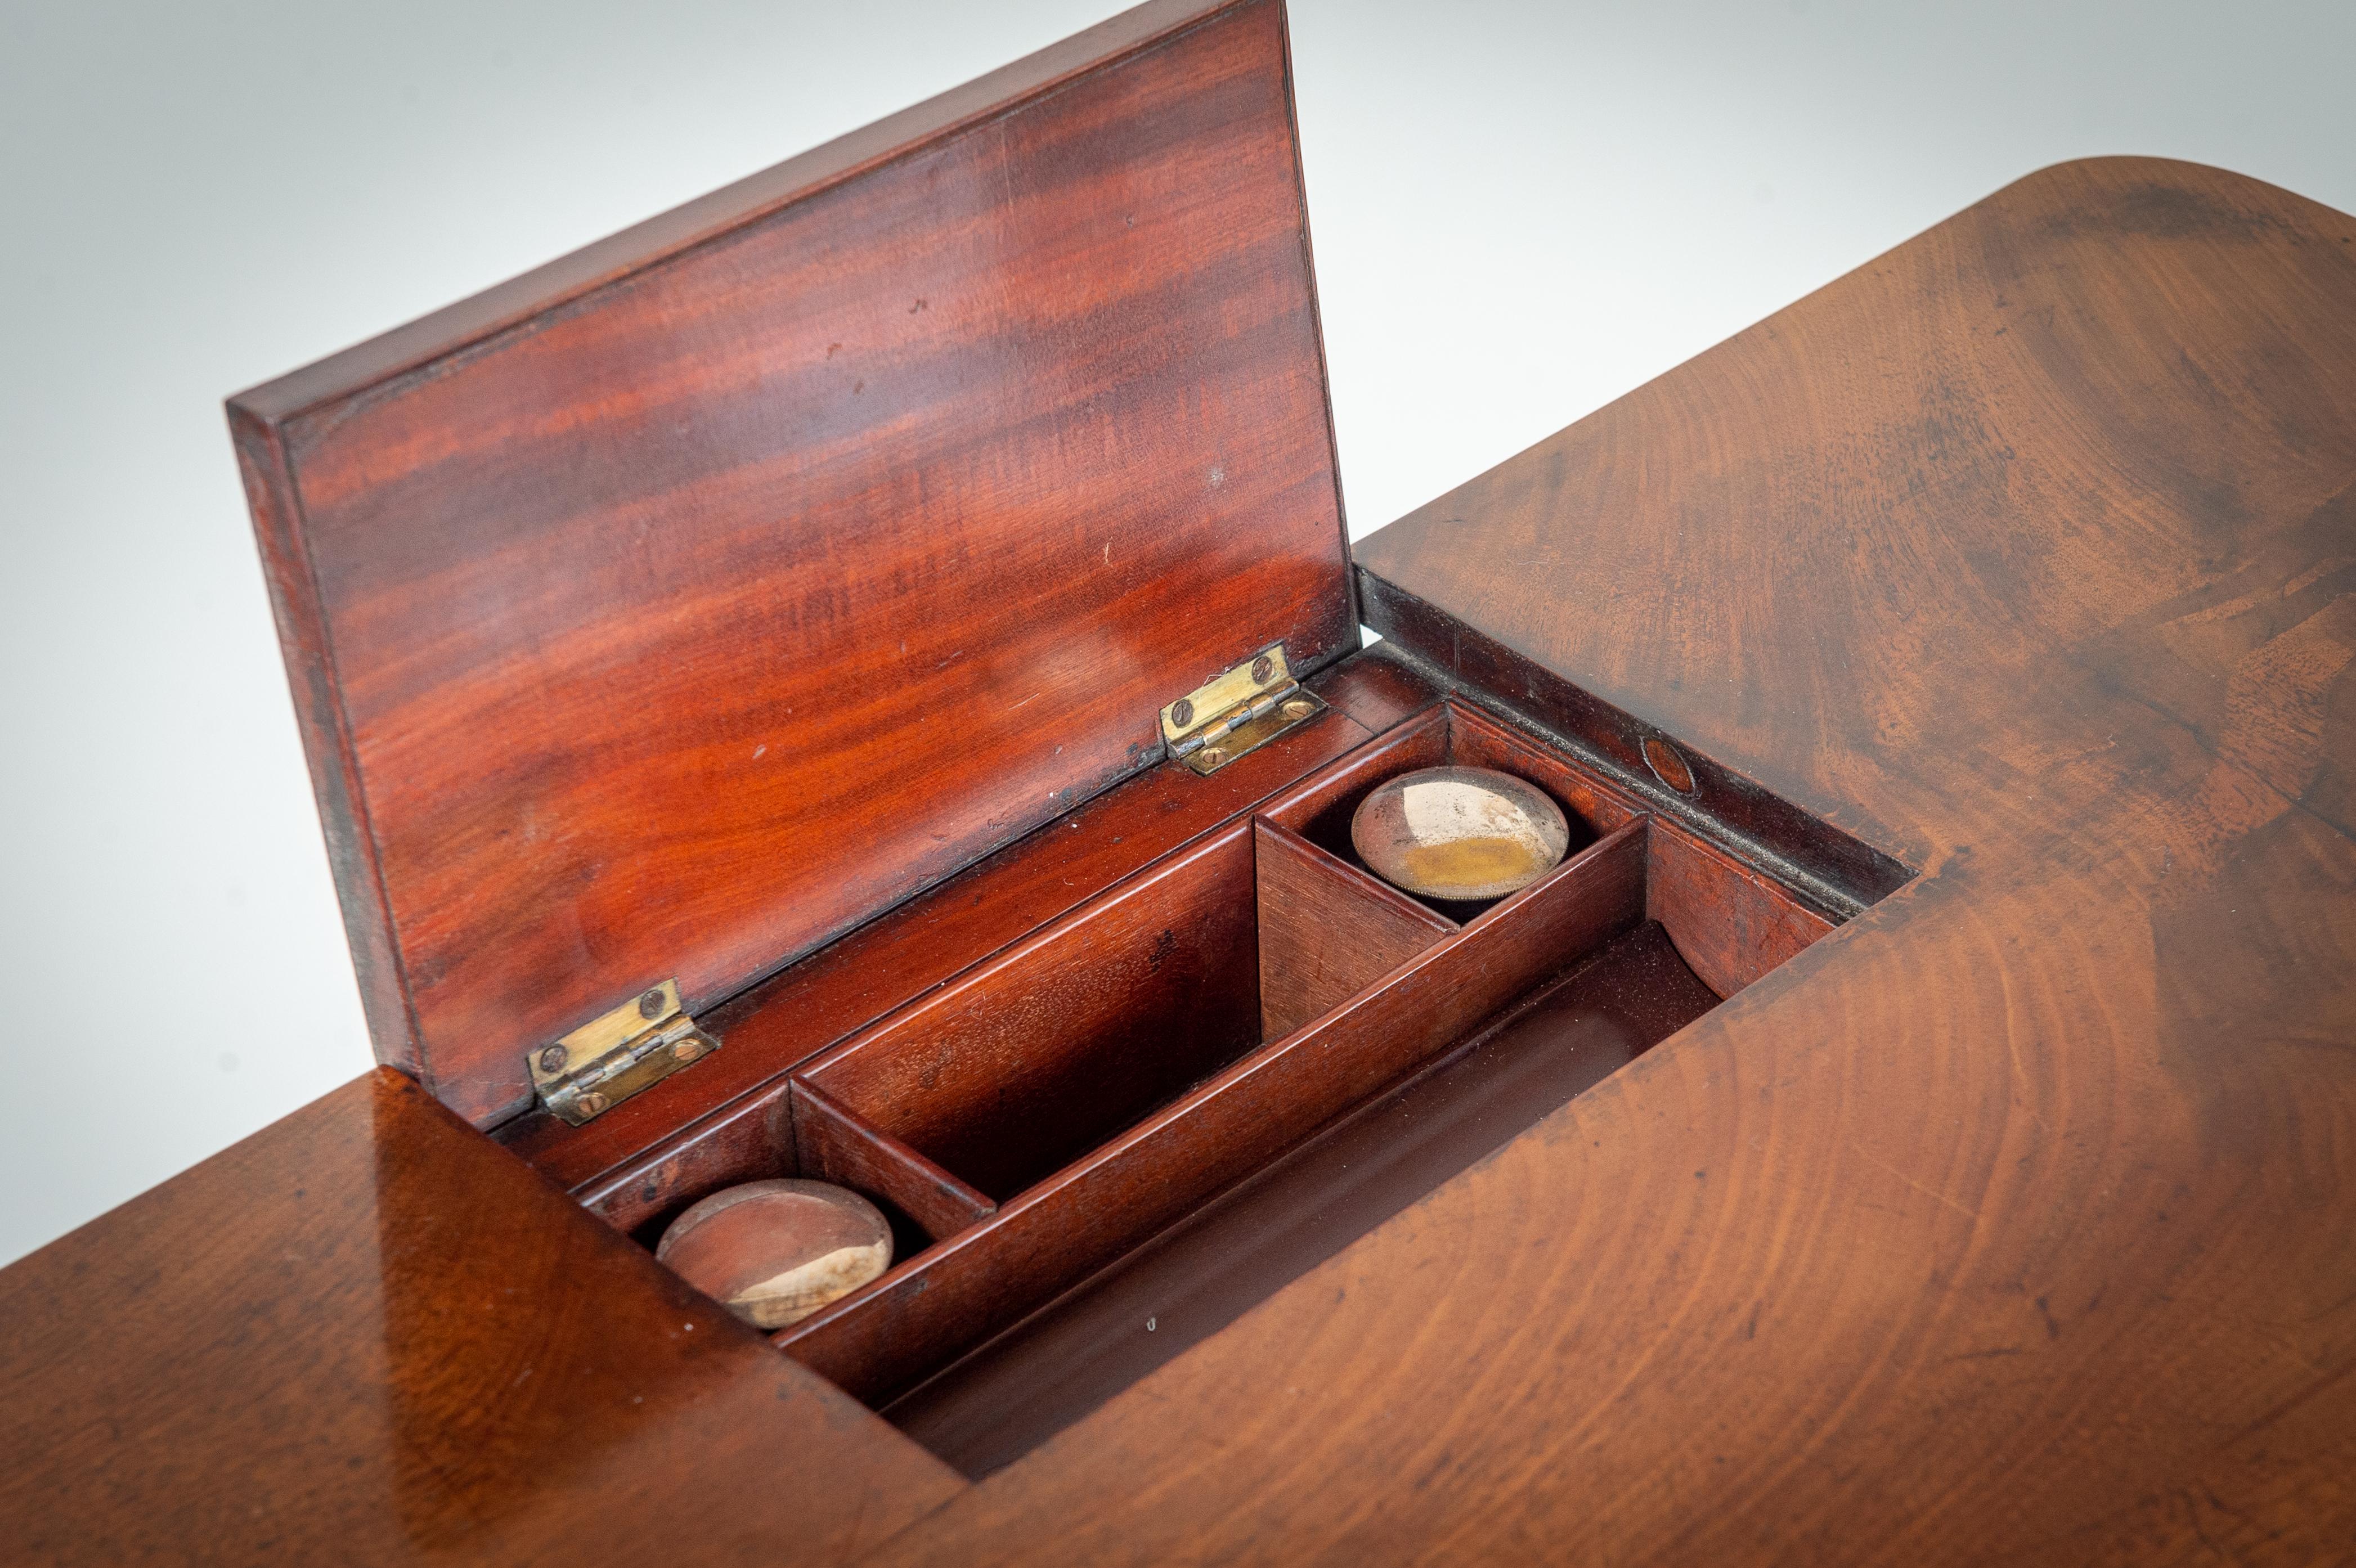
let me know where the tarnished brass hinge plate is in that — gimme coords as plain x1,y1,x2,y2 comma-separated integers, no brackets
528,978,717,1126
1160,644,1326,775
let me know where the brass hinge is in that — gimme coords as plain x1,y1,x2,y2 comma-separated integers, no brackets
1160,643,1326,775
528,979,718,1126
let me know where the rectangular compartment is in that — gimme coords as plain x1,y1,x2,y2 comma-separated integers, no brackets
582,693,1851,1467
794,826,1271,1206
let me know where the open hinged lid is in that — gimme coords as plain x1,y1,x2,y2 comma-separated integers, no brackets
230,0,1353,1127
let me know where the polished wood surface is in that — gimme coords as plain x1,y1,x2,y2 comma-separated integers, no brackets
851,158,2356,1563
229,0,1350,1126
20,16,2350,1557
0,1069,961,1565
496,658,1424,1206
887,917,1721,1479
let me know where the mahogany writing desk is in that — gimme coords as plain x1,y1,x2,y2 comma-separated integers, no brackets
3,2,2350,1562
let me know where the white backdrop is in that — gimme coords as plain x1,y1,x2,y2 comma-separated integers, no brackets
4,0,2350,1265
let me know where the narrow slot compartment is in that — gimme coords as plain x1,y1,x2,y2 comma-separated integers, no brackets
595,694,1848,1407
887,914,1724,1477
1646,814,1835,996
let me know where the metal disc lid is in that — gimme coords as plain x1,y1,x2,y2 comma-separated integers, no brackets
1349,766,1572,903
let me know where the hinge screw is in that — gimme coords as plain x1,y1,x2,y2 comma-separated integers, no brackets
1251,654,1274,684
1169,698,1194,729
1282,699,1313,719
638,988,666,1019
1199,746,1228,767
576,1091,611,1118
672,1036,708,1064
537,1045,568,1073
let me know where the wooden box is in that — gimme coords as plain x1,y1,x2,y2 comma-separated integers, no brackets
228,0,1908,1474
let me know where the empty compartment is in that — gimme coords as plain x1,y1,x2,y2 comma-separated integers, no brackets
792,825,1271,1205
887,916,1727,1477
863,796,1845,1473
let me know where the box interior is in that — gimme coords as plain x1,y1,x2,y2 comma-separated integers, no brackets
564,691,1860,1473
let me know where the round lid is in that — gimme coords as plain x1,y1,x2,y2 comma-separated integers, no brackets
1349,765,1572,903
654,1178,893,1330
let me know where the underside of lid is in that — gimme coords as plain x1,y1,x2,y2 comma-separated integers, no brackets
229,0,1352,1125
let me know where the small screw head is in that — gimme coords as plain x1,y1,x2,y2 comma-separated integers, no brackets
1199,746,1228,767
576,1090,611,1118
671,1036,707,1064
1282,699,1314,720
1251,654,1275,684
1169,698,1195,729
537,1045,568,1074
638,988,666,1019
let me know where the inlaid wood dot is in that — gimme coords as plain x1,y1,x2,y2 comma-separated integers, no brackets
654,1179,893,1330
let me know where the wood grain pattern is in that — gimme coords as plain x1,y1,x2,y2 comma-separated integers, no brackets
231,0,1350,1126
795,1081,1000,1244
856,158,2356,1566
500,657,1427,1210
1647,814,1834,998
0,1070,961,1565
1255,817,1454,1039
800,823,1263,1204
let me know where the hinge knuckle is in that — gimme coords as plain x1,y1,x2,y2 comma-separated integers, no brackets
1156,644,1325,775
527,978,718,1126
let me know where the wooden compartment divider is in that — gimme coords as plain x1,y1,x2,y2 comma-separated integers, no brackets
775,815,1653,1405
792,1082,999,1243
1646,816,1836,998
1255,817,1456,1040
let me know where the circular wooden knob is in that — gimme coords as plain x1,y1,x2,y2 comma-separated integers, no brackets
1349,765,1572,902
654,1179,893,1329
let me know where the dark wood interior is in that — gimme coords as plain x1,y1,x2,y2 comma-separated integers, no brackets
532,686,1868,1435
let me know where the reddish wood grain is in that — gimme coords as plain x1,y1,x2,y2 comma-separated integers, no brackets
231,0,1350,1125
800,823,1262,1203
0,1071,961,1565
1255,817,1454,1039
778,816,1652,1405
860,157,2356,1568
501,656,1423,1205
887,919,1722,1477
1647,812,1834,998
795,1082,999,1244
